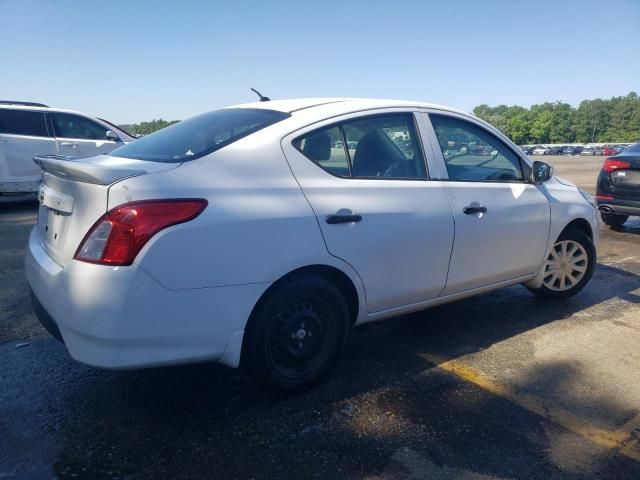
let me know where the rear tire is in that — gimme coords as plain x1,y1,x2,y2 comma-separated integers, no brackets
527,228,595,299
242,275,349,391
600,212,628,228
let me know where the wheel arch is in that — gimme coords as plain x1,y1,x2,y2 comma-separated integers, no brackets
524,215,595,290
247,265,361,328
238,264,362,371
560,217,594,240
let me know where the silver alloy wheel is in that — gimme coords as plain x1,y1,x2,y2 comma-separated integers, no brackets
543,240,589,291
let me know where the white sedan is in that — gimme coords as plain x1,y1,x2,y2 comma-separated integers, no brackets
532,146,549,155
26,98,598,390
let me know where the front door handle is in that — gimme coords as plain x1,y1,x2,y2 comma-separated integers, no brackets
326,213,362,224
463,206,487,215
61,142,78,147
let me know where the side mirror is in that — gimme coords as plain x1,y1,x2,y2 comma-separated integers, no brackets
532,160,554,184
105,130,120,142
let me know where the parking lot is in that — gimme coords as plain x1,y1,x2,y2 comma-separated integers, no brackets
1,156,639,479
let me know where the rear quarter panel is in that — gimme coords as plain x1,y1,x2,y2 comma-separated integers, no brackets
107,130,366,304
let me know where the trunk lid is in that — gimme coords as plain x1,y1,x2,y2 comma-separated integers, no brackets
33,154,178,266
609,153,640,200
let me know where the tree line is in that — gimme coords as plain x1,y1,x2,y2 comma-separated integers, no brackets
119,119,179,136
473,92,640,145
119,92,640,144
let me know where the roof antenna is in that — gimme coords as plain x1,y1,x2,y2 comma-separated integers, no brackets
250,88,270,102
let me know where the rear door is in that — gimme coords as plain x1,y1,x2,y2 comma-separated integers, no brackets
49,112,122,157
282,110,455,314
422,111,550,295
0,109,57,186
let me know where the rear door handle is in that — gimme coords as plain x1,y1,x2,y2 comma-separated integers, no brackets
61,142,78,147
326,214,362,224
463,206,487,215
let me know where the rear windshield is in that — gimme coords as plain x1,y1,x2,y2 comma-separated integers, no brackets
110,108,290,162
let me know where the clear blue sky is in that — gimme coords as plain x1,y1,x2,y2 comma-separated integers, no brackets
1,0,638,124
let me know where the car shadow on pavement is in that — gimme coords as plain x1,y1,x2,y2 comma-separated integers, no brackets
608,218,640,236
4,262,640,479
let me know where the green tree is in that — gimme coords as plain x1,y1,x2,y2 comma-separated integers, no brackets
119,119,179,136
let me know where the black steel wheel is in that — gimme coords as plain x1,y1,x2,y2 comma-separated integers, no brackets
242,275,349,391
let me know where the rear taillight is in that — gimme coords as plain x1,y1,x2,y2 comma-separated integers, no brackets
602,158,631,173
75,199,207,266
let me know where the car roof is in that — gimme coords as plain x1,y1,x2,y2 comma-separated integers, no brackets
0,103,92,116
230,97,472,117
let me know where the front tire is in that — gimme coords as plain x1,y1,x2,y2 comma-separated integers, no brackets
242,275,349,391
600,212,628,228
527,229,595,298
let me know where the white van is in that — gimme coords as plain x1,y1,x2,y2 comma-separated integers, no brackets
0,101,135,196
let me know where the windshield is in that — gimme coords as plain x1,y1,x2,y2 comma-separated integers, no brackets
110,108,290,162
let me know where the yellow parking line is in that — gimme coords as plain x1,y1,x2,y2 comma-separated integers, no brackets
418,352,638,462
614,413,640,462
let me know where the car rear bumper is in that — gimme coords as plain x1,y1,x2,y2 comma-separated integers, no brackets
25,228,269,369
597,198,640,216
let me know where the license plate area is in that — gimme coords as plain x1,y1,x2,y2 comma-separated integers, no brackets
611,169,640,195
37,184,75,262
39,207,68,249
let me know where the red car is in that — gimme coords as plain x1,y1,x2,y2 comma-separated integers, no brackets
601,146,617,156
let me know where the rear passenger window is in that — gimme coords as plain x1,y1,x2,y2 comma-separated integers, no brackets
0,109,49,137
294,113,426,179
293,126,350,177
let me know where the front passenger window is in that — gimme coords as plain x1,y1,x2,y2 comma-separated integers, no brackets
430,114,524,182
51,113,110,141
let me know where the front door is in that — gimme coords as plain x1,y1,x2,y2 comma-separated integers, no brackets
425,112,550,295
283,111,455,314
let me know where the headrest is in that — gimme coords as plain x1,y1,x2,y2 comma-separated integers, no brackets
302,130,331,161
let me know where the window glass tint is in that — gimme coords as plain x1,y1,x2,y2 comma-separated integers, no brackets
0,109,48,137
111,108,290,162
344,114,425,178
51,113,110,140
293,126,350,176
430,114,524,182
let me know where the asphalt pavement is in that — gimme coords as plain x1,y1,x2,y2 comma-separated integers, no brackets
1,156,639,479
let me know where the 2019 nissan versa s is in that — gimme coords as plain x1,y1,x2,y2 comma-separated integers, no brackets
26,98,598,390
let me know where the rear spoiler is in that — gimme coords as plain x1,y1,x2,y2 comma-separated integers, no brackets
33,154,147,185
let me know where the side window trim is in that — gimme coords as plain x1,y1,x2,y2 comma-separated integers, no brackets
423,110,531,184
293,112,430,181
338,124,352,177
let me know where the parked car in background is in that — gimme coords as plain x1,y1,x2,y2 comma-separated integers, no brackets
26,97,598,390
601,146,617,156
614,145,627,154
533,146,549,155
561,146,575,155
0,101,135,196
581,147,597,156
521,146,535,155
596,142,640,228
571,146,585,155
546,146,564,155
592,146,603,155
